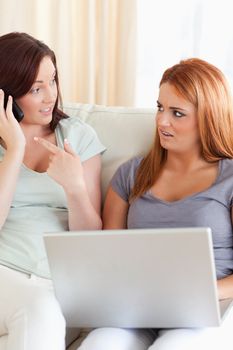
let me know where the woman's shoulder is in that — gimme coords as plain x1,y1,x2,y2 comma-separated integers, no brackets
110,156,143,201
222,158,233,166
215,158,233,186
220,158,233,174
118,156,143,173
112,156,143,183
55,116,106,161
55,116,97,148
57,116,96,136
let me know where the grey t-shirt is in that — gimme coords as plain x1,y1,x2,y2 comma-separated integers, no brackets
0,116,106,279
111,156,233,279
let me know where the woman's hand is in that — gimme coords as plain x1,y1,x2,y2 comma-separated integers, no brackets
34,137,85,193
0,91,26,229
35,136,102,230
0,90,26,153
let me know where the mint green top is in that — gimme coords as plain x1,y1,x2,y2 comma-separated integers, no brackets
0,117,106,279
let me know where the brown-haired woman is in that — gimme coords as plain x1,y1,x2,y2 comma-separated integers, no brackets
77,58,233,349
0,32,105,350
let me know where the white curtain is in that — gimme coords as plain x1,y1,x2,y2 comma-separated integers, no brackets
0,0,137,106
2,0,232,108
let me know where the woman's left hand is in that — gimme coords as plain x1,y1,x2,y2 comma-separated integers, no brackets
34,137,85,193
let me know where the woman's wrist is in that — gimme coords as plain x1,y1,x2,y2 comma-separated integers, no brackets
217,277,233,300
63,175,87,195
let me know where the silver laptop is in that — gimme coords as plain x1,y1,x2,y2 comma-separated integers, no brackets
44,227,233,328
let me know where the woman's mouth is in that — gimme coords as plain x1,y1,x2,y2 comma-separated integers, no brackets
159,129,173,137
40,107,53,115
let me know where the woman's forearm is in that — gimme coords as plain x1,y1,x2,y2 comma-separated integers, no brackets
0,149,24,229
66,187,102,231
217,274,233,300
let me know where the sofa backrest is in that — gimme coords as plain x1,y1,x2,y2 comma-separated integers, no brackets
63,103,155,200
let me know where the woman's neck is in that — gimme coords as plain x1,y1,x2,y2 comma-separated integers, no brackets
20,123,53,141
164,151,209,173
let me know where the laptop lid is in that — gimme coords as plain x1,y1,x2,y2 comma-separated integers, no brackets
44,227,229,328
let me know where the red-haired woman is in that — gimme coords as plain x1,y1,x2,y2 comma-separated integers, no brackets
78,58,233,350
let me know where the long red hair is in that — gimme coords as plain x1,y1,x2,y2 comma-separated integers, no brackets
131,58,233,200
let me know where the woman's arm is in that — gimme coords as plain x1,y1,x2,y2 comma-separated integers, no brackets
217,207,233,300
103,186,129,229
34,137,102,230
65,153,102,230
217,275,233,300
0,93,25,229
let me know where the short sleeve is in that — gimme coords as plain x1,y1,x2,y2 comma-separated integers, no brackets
110,157,142,202
56,117,106,162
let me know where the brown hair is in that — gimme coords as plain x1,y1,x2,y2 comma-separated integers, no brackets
131,58,233,200
0,32,67,130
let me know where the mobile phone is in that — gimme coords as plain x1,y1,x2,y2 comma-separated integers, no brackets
3,94,24,122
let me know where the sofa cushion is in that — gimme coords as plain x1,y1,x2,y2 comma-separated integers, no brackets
62,103,155,201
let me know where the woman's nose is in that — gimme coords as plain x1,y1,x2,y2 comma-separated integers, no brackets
157,112,171,126
43,88,57,103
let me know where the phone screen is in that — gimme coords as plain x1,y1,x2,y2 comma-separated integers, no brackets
3,95,24,122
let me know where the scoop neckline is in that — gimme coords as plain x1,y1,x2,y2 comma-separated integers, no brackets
0,127,60,175
146,159,222,205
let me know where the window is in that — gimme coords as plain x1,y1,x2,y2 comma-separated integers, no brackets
135,0,233,107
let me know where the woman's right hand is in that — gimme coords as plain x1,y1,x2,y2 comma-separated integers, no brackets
0,89,25,153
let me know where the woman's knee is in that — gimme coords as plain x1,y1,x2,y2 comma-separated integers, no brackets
26,291,66,332
148,329,196,350
77,327,155,350
148,328,225,350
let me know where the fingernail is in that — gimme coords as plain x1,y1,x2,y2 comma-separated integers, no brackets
34,136,38,141
64,138,69,144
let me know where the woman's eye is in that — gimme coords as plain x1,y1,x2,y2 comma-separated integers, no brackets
157,105,163,112
174,110,184,118
31,87,40,94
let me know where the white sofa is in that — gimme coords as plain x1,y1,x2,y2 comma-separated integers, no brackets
63,103,155,349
